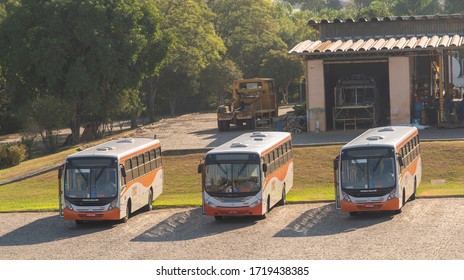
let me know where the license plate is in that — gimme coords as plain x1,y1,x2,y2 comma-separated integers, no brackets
364,204,375,208
86,213,96,217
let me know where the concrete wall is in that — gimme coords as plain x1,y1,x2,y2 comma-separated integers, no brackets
306,59,326,132
389,57,411,125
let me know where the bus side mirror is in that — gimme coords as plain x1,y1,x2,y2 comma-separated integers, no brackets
333,156,340,170
58,164,64,179
120,165,127,178
262,163,267,173
397,155,404,167
197,164,203,174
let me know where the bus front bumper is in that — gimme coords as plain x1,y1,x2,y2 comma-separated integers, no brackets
341,197,400,212
63,208,120,221
204,203,263,217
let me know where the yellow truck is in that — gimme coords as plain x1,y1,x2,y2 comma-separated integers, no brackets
217,78,278,131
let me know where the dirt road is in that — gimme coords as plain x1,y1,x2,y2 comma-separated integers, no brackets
1,197,464,260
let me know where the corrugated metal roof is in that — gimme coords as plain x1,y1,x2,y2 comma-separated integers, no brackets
308,14,464,25
290,34,464,56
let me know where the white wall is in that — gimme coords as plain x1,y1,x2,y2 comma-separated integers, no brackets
306,59,326,132
389,57,411,125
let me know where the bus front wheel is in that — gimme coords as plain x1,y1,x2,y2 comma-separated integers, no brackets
278,186,286,206
146,190,153,211
122,201,131,223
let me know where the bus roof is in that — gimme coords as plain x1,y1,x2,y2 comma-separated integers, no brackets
207,131,291,156
67,138,160,160
341,126,419,150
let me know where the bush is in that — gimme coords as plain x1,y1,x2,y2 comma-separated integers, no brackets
0,143,27,168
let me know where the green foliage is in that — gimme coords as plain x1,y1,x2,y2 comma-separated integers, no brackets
152,0,225,116
199,59,243,108
445,0,464,13
209,0,286,77
0,0,170,144
0,143,27,168
392,0,443,16
19,95,69,153
358,0,394,18
260,50,304,103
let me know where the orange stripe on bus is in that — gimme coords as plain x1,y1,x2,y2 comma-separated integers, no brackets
121,168,161,196
263,160,293,191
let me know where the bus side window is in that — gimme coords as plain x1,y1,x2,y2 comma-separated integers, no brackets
132,156,140,178
271,151,275,173
125,159,133,182
150,149,156,171
144,151,151,173
288,141,292,158
156,147,162,168
138,154,145,176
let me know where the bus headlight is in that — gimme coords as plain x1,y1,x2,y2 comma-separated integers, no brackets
108,199,118,210
249,199,261,208
342,192,351,202
388,190,396,200
64,200,74,211
206,200,217,208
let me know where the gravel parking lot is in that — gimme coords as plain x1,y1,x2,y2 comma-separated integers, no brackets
1,197,464,260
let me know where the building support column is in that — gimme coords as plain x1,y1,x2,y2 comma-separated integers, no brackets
306,59,326,132
389,57,411,125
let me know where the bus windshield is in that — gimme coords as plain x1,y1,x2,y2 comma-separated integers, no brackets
64,158,118,199
204,163,261,196
340,148,396,190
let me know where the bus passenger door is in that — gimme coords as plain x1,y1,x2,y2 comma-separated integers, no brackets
58,164,64,217
198,161,206,215
333,156,341,209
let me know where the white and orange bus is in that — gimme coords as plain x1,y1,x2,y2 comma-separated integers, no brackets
198,131,293,220
58,138,163,224
334,126,422,215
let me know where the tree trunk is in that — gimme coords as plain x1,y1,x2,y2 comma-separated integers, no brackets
145,76,160,123
169,96,177,116
71,97,81,145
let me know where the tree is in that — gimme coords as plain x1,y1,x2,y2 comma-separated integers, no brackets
149,0,225,117
259,50,304,104
0,0,170,144
209,0,286,78
444,0,464,13
358,0,394,19
20,95,69,152
199,59,243,108
274,1,318,49
392,0,443,16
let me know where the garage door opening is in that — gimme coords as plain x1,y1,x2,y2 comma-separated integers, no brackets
324,61,390,130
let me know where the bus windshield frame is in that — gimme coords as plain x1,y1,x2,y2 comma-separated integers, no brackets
204,153,262,197
64,157,119,199
340,147,396,191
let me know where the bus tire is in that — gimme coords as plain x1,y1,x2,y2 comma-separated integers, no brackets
246,118,255,129
349,212,358,216
122,201,131,223
217,120,223,131
410,179,417,201
224,121,230,131
214,216,223,221
279,185,286,206
75,220,84,225
146,189,153,211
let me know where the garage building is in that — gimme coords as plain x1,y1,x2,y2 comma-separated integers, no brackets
290,14,464,132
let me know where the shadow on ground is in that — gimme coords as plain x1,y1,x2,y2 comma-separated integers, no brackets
274,204,394,237
132,208,259,242
0,215,115,246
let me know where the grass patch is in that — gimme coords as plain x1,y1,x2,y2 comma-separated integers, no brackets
1,141,464,212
